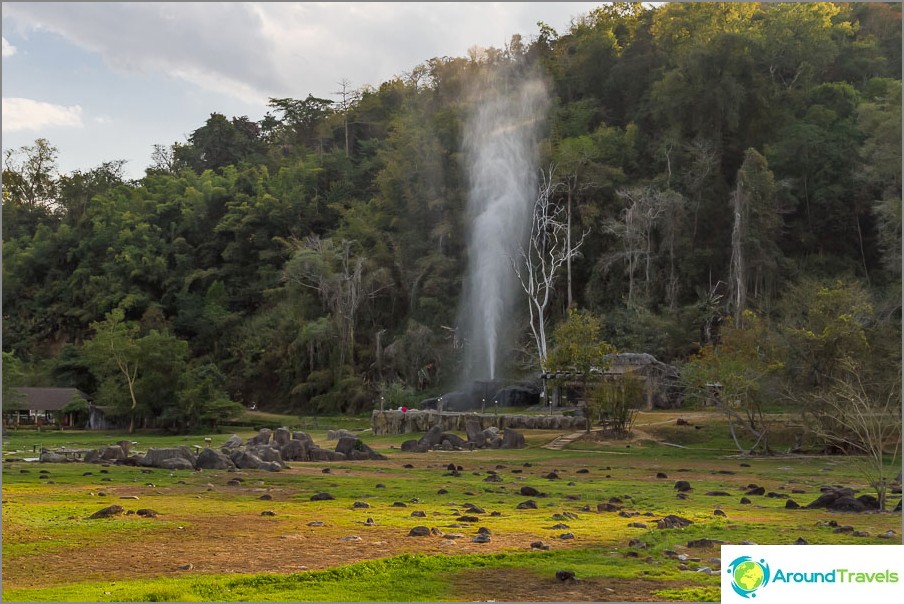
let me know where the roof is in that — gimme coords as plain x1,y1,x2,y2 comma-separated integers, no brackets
10,387,88,411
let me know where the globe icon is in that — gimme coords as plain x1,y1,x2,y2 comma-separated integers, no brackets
733,560,765,592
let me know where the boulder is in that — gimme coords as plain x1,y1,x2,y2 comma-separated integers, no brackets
408,526,430,537
501,428,525,449
258,461,283,472
280,439,309,461
495,385,540,407
140,447,197,469
160,458,195,471
89,505,125,519
39,452,68,463
248,445,286,467
246,428,272,446
196,448,234,470
116,441,131,456
400,439,425,452
674,481,692,492
440,433,468,449
418,426,445,448
230,450,264,470
465,419,484,445
520,486,541,497
657,515,693,529
292,431,314,445
222,434,243,448
308,447,346,462
326,429,356,441
273,427,292,447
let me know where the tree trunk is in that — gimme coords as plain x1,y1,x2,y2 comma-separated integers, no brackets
566,189,573,309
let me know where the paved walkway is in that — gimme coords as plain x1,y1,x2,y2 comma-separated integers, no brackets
542,431,587,450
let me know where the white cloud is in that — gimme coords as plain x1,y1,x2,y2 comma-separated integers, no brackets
2,97,84,132
2,36,16,57
2,2,600,102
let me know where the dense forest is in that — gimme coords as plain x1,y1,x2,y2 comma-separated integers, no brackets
3,3,901,434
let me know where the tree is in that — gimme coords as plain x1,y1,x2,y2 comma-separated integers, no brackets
801,358,901,511
680,310,784,454
546,308,616,431
83,309,143,433
512,170,588,367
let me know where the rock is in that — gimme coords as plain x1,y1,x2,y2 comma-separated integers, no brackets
440,433,468,448
465,505,486,514
408,526,431,537
352,501,370,509
628,522,647,529
657,515,693,529
517,500,538,510
273,427,292,447
160,458,195,471
545,472,560,480
794,537,808,545
410,510,426,517
307,521,325,527
483,474,503,483
477,527,491,535
656,472,668,479
714,509,727,517
740,497,751,504
674,481,692,492
687,539,725,548
259,494,272,501
136,509,158,518
745,486,766,496
400,440,427,453
100,446,126,461
520,486,541,497
555,570,576,582
472,533,491,543
501,429,525,449
437,489,448,495
308,447,346,462
418,426,445,449
39,452,67,463
559,532,576,539
785,499,800,509
457,515,479,522
246,428,272,446
704,491,731,497
222,434,243,448
531,541,550,550
326,429,356,441
89,505,124,519
310,492,335,501
177,563,194,571
141,447,197,469
292,431,314,445
676,493,689,500
196,448,234,470
598,502,621,512
392,502,407,508
443,533,464,539
258,461,283,472
261,510,277,516
280,439,309,462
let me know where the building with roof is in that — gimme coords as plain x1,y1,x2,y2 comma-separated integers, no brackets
5,387,88,427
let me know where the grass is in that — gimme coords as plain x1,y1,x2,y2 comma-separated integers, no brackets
2,410,901,602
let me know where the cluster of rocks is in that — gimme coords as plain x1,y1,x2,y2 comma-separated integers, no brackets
372,409,587,436
400,422,525,453
42,427,386,471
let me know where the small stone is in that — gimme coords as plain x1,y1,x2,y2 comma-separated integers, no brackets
410,511,427,517
403,464,414,469
307,521,325,527
408,526,430,537
339,536,362,542
261,510,276,516
656,472,668,479
259,494,272,501
457,515,479,522
559,532,575,539
794,537,809,545
352,501,370,509
517,500,538,510
713,509,727,517
392,502,407,508
375,483,386,489
531,541,550,550
472,533,491,543
555,570,575,581
177,563,194,571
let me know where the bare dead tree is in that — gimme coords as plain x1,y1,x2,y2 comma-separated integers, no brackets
801,358,902,510
512,167,588,368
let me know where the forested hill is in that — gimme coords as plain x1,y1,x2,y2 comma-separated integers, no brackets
3,3,901,428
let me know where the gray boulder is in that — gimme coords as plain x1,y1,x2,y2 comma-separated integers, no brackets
401,439,428,453
100,445,126,461
281,439,310,461
418,426,445,448
335,437,386,460
222,434,243,449
160,458,195,471
248,445,286,467
326,429,356,441
465,419,485,446
309,447,347,462
501,429,525,449
273,427,292,447
258,461,283,472
196,448,234,470
292,431,314,445
39,452,67,463
246,428,272,446
230,450,264,470
140,447,197,469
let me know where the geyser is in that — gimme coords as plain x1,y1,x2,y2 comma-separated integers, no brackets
460,70,549,380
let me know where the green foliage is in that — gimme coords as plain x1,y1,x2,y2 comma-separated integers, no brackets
546,308,616,374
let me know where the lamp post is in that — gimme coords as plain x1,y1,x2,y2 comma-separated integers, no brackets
380,396,384,413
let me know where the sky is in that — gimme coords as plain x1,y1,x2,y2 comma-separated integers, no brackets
2,2,603,180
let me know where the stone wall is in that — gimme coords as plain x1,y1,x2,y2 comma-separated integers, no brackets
371,409,588,435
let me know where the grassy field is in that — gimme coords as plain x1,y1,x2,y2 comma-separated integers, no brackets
2,411,900,602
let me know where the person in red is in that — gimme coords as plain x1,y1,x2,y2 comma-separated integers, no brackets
401,406,408,412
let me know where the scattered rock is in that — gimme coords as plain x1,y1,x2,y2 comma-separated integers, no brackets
352,501,370,509
657,515,693,529
555,570,576,582
89,505,124,519
408,526,431,537
740,497,751,504
744,486,766,496
704,491,731,497
261,510,277,516
628,522,647,529
392,502,407,508
713,509,727,517
136,509,158,518
259,494,272,501
520,486,540,497
687,539,725,548
531,541,550,550
307,521,324,527
674,481,692,492
410,511,427,518
656,472,668,479
310,492,335,501
785,499,800,509
517,500,538,510
472,533,491,543
794,537,809,545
